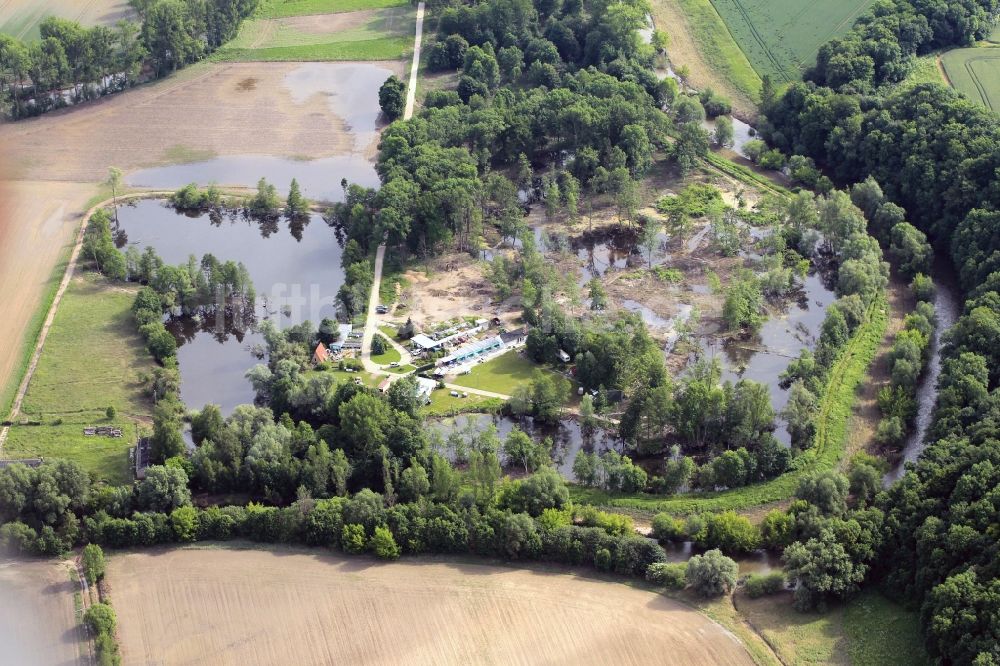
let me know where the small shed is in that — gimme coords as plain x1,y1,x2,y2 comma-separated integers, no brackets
411,334,442,352
313,342,330,365
378,378,392,393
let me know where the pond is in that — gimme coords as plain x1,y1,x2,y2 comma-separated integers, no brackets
126,62,390,202
114,200,347,412
430,413,620,480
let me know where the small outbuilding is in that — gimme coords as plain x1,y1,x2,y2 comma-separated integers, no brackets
313,342,330,365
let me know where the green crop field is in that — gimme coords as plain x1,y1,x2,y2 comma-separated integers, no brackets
4,272,156,485
0,1,132,41
941,47,1000,111
258,0,408,18
707,0,877,82
214,5,414,62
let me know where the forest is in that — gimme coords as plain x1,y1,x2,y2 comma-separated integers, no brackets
0,0,258,118
756,0,1000,662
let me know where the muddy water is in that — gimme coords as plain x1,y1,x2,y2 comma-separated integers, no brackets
886,264,962,483
127,62,391,202
430,414,619,480
699,270,837,445
115,200,346,412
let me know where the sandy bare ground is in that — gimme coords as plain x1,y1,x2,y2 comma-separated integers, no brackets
109,547,755,666
0,558,84,666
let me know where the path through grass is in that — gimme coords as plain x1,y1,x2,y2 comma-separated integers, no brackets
5,272,156,484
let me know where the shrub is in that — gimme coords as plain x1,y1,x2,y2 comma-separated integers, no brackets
84,603,117,636
686,549,738,597
651,512,685,542
745,572,785,598
594,547,612,571
645,562,688,589
369,526,401,560
341,523,366,554
81,544,106,585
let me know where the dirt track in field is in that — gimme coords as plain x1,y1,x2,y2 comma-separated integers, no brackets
109,547,755,666
0,558,83,666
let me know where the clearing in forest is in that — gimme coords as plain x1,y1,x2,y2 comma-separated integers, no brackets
706,0,876,82
0,0,132,40
941,47,1000,111
3,272,155,484
109,546,756,666
215,5,415,62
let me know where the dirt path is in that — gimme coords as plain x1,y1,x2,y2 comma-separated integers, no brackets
110,546,757,665
362,2,424,371
0,191,175,453
404,2,426,120
361,244,388,372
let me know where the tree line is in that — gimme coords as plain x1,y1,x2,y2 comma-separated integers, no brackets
0,0,258,118
762,1,1000,661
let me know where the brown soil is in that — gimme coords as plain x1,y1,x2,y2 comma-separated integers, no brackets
0,179,96,408
0,61,405,183
0,558,83,665
402,253,501,328
109,546,756,665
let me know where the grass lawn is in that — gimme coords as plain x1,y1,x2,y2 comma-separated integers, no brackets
4,272,156,485
734,589,929,665
328,368,380,388
371,335,401,365
378,324,402,341
941,46,1000,111
422,390,502,417
214,6,414,62
706,0,876,82
447,350,539,395
257,0,408,18
387,364,416,374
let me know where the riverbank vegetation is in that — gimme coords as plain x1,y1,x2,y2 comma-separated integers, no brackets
758,0,1000,660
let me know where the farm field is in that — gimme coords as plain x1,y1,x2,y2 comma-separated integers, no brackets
4,272,155,485
941,47,1000,111
707,0,877,82
109,546,756,665
651,0,760,118
215,6,415,62
0,0,132,40
0,559,83,666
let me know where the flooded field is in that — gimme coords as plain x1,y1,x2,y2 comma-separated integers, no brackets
115,200,348,412
128,62,389,201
